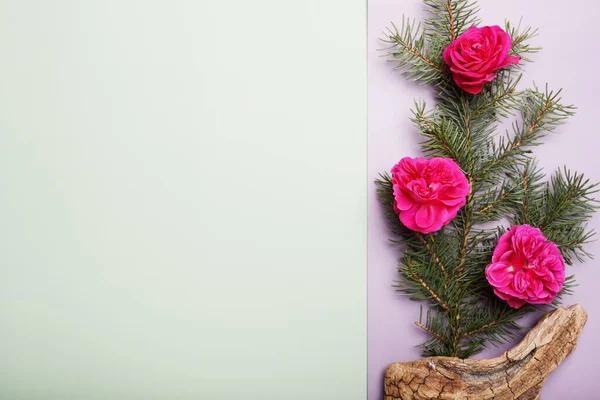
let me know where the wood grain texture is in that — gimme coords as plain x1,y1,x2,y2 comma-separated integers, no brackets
384,304,587,400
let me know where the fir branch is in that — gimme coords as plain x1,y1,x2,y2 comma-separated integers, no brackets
454,95,477,275
550,226,595,264
406,259,450,311
476,86,575,182
418,308,454,356
457,176,474,274
551,275,576,305
381,19,449,84
415,321,447,343
446,0,457,41
506,160,546,225
416,233,447,277
411,102,468,164
455,292,529,356
473,182,522,224
477,190,511,215
522,168,531,224
461,320,496,339
423,0,481,42
535,167,600,264
505,18,541,63
377,1,598,359
539,167,599,230
375,172,413,238
473,70,523,119
474,88,516,117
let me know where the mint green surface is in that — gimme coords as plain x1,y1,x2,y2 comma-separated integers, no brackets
0,1,366,399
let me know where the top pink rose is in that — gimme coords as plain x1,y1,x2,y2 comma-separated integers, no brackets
391,157,470,234
485,225,566,309
442,25,520,94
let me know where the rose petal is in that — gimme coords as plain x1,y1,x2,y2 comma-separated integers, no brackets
498,54,520,69
394,189,413,211
415,204,435,229
506,297,526,309
486,262,514,287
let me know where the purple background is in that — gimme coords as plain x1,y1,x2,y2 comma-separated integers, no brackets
368,0,600,399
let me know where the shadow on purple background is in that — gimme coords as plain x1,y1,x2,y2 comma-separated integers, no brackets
368,0,600,399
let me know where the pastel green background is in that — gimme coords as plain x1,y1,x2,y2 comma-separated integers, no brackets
0,1,366,399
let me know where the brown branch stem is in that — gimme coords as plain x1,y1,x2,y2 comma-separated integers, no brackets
416,233,447,277
392,34,448,76
462,320,497,339
474,88,517,116
407,261,449,311
484,98,554,173
415,322,446,343
475,185,516,215
522,170,530,224
446,0,457,41
416,111,459,160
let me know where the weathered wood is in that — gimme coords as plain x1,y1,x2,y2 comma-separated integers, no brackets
384,304,587,400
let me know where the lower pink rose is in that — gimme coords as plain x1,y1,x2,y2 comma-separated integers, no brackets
485,225,565,309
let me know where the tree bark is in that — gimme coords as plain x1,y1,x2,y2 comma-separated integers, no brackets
384,304,587,400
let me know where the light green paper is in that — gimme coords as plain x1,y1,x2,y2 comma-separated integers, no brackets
0,1,366,399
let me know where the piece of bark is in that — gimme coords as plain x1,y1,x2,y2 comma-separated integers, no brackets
384,304,587,400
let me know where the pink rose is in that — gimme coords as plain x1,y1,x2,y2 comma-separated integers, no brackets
485,225,566,309
442,26,520,94
391,157,470,234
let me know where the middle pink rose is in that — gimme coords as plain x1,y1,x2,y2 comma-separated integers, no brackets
391,157,470,234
